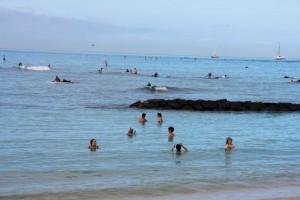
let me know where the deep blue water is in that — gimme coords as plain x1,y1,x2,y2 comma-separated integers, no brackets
0,50,300,199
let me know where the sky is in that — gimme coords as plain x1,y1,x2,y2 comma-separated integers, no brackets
1,0,300,58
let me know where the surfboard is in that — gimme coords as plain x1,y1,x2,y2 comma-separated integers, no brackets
17,66,51,71
144,85,168,92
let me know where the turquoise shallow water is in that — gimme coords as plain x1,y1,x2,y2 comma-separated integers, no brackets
0,50,300,199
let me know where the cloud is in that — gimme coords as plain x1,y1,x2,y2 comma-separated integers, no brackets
0,7,160,51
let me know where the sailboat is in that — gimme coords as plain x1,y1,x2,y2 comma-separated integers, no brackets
211,47,220,58
274,43,285,60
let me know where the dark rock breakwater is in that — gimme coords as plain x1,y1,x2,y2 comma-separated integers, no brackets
130,99,300,111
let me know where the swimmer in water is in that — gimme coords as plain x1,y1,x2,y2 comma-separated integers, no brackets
138,113,147,123
168,126,175,141
157,113,163,124
171,143,188,153
225,137,235,149
54,76,61,82
89,139,100,151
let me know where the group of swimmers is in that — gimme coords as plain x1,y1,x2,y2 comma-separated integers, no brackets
89,112,233,153
126,68,138,74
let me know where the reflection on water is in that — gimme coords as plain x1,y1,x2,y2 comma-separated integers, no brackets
224,149,232,166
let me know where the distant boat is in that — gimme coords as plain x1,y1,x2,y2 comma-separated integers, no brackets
274,43,285,60
211,47,220,58
211,54,220,58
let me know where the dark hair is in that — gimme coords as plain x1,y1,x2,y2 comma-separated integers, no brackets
90,139,95,146
168,126,174,132
176,144,181,151
157,113,162,117
142,113,146,117
226,137,232,144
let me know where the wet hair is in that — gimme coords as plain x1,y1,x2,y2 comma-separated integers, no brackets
142,113,146,117
168,126,174,132
157,113,162,117
90,139,96,146
176,144,181,151
226,137,232,144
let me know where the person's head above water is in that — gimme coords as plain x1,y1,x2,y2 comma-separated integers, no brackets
168,126,174,133
172,143,188,152
226,137,233,144
90,139,97,147
225,137,234,149
176,144,181,151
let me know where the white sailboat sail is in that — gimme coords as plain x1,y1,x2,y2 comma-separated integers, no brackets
274,43,285,60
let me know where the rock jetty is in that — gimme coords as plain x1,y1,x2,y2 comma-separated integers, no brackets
130,99,300,111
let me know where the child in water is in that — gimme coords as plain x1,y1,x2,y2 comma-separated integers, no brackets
127,127,135,136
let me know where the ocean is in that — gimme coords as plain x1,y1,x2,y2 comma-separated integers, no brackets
0,50,300,200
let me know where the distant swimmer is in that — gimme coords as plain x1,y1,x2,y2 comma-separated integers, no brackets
291,79,300,83
225,137,235,149
171,143,188,153
89,139,101,151
48,64,51,68
168,126,175,141
126,69,129,72
54,76,61,82
152,72,158,77
206,72,212,78
98,67,103,74
18,62,22,66
104,60,108,67
138,113,147,123
53,76,72,83
3,54,5,62
147,82,151,86
133,68,137,74
284,75,294,78
157,113,163,124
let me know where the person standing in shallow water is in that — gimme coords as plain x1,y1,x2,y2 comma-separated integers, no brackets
168,126,175,141
171,143,188,153
138,113,147,123
89,139,100,151
225,137,235,149
157,113,163,124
